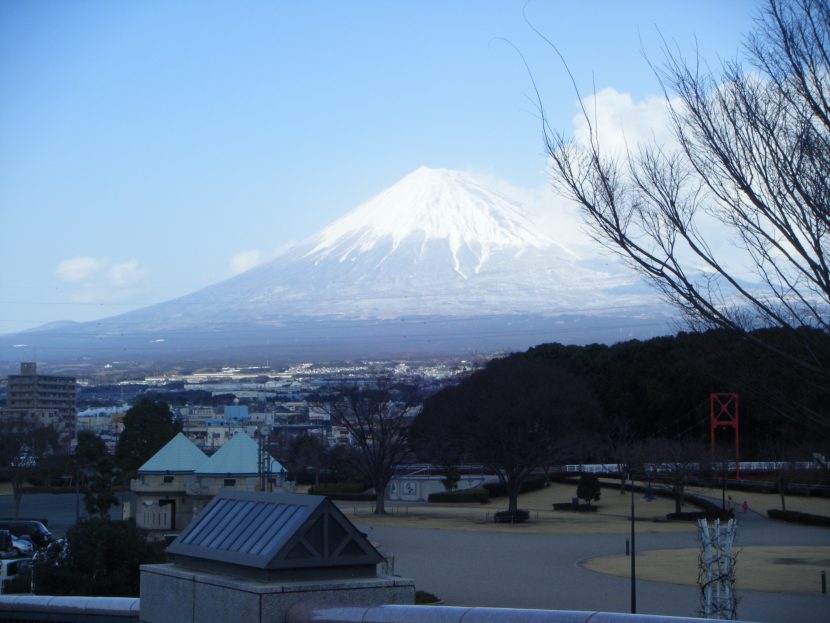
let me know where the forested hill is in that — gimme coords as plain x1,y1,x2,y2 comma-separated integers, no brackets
525,328,830,456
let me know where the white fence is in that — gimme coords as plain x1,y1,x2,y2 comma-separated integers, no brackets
557,461,821,474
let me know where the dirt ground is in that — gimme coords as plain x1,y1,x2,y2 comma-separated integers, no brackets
342,483,697,535
341,480,830,536
583,545,830,593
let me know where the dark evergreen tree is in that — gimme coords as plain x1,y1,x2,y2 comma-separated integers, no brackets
115,399,179,475
414,356,601,519
83,455,121,518
33,518,165,596
285,433,326,484
576,473,601,507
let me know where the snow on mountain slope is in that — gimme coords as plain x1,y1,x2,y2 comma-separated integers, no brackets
307,166,568,276
83,167,653,332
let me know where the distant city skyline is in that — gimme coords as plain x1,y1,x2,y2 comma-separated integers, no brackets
1,0,756,335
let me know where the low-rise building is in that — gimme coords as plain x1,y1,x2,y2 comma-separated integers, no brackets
131,431,287,535
130,433,209,532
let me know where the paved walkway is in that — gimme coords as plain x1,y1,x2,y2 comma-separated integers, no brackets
2,488,827,622
360,522,828,623
351,487,829,623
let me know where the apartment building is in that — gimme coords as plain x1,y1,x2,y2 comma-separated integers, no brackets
4,362,76,443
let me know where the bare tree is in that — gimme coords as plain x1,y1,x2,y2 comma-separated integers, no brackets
545,0,830,391
318,384,417,514
0,415,60,517
605,414,639,492
641,438,706,515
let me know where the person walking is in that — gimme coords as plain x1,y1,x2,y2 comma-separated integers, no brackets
741,500,749,513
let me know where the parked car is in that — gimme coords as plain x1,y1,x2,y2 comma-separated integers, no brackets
10,536,33,557
0,557,32,594
0,520,53,549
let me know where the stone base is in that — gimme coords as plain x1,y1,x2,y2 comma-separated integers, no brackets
139,564,415,623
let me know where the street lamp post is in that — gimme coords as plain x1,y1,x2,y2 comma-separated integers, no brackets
75,463,80,523
630,473,636,614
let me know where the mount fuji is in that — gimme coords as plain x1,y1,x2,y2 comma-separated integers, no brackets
1,167,671,365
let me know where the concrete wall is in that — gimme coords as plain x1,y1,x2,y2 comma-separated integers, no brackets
387,476,488,501
139,564,414,623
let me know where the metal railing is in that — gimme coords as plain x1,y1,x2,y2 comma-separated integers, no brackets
0,597,762,623
287,604,758,623
397,461,824,478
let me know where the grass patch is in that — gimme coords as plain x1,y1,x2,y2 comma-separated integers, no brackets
307,482,374,501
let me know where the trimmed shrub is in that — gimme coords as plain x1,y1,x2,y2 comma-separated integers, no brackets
415,590,441,604
483,476,548,498
767,509,830,527
576,473,601,506
428,487,489,503
493,509,530,523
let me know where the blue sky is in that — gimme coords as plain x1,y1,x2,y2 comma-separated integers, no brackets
0,0,757,334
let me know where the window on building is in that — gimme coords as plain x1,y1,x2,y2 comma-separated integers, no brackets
163,475,174,484
223,478,236,487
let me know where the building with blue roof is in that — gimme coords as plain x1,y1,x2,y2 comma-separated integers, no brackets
130,431,288,535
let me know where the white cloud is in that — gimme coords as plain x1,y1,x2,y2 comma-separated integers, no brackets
571,87,678,156
229,250,264,275
557,87,754,278
55,256,106,282
108,259,143,285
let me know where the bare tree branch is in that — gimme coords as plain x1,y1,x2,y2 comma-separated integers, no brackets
315,381,418,514
546,0,830,387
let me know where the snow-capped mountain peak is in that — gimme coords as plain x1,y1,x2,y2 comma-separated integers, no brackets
305,167,562,275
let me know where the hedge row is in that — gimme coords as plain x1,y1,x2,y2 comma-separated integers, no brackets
767,508,830,527
668,493,733,521
428,487,490,503
552,502,598,512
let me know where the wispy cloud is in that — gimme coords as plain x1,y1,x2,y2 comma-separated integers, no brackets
55,256,106,282
108,259,143,285
55,256,149,304
229,250,264,275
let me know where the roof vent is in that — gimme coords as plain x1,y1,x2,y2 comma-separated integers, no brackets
166,490,383,581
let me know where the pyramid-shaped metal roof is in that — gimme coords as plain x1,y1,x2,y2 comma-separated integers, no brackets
138,432,209,473
195,432,284,476
167,490,383,579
